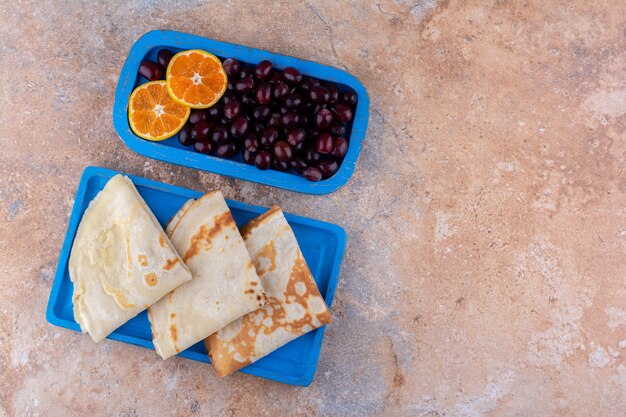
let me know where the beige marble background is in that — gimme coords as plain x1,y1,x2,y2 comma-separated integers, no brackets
1,1,625,416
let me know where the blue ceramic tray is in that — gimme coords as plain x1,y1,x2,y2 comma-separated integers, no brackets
112,30,369,195
46,166,347,386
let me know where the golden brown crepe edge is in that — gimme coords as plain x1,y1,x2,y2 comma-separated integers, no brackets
240,205,282,240
206,207,332,377
150,190,269,360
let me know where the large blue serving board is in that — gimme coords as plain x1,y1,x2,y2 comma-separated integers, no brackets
112,30,369,194
46,166,347,386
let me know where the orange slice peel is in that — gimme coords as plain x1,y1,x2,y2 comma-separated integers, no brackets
165,49,228,109
128,80,190,141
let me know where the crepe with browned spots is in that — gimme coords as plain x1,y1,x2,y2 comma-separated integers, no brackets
69,175,192,343
205,206,332,377
148,192,268,359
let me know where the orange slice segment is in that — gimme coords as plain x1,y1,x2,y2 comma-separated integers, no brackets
128,81,190,141
165,50,228,109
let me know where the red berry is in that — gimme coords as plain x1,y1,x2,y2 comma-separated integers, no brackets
315,132,334,154
267,113,281,127
223,100,241,119
326,84,340,103
242,148,256,164
244,133,260,152
286,127,306,146
255,60,273,80
138,60,162,81
207,103,223,119
303,167,323,181
329,121,346,136
210,126,229,145
230,117,249,138
260,126,279,148
194,141,212,154
189,109,208,124
341,90,357,105
255,82,273,104
318,160,339,178
310,85,330,104
157,49,173,68
235,76,255,93
290,157,308,173
333,103,353,122
269,71,282,83
252,105,271,121
314,108,333,129
280,111,301,128
282,67,302,85
223,58,241,77
178,124,194,146
273,140,293,162
191,121,212,142
331,137,348,159
214,142,238,158
304,146,321,164
254,150,273,170
273,81,290,100
284,93,303,109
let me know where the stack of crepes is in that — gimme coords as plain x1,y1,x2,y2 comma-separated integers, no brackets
169,203,332,376
69,174,331,376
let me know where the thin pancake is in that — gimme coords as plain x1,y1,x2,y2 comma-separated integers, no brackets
148,192,268,359
69,174,192,342
205,206,332,376
165,198,194,236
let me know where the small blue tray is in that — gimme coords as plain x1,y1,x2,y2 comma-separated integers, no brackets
46,166,347,386
112,30,369,195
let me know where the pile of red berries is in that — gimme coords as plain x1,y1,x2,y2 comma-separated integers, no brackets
139,51,357,182
138,49,173,80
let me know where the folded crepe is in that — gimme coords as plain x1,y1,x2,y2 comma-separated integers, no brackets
205,206,332,376
69,174,192,343
148,192,268,359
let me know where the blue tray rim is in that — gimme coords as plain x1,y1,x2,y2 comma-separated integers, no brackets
46,166,347,386
112,29,370,195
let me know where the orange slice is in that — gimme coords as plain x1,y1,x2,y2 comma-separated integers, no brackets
128,81,190,141
165,50,227,109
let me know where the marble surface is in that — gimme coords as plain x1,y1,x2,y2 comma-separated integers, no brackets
1,1,625,416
